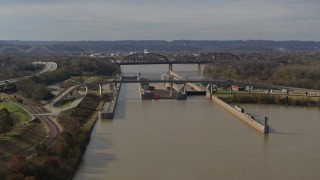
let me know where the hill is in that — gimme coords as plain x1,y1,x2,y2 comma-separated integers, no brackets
0,40,319,54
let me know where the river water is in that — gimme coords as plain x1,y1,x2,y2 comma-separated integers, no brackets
74,65,320,180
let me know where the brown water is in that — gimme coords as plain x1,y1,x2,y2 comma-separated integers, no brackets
74,65,320,180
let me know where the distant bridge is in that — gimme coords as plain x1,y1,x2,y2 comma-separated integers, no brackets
113,53,241,65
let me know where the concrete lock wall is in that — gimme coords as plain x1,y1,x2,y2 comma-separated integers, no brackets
207,93,268,133
138,83,153,99
100,83,122,119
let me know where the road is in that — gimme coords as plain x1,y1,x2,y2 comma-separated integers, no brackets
45,85,87,115
0,61,58,90
33,61,58,76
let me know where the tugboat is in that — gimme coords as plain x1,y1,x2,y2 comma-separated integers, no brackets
152,94,160,100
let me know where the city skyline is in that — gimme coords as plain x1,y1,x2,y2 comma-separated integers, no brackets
0,0,319,41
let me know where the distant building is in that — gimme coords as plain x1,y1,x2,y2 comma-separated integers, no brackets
232,85,245,91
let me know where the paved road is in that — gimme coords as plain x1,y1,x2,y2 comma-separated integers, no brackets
33,61,58,76
45,85,87,115
0,61,58,89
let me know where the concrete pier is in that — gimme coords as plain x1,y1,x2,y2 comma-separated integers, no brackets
169,70,206,93
207,92,269,133
138,83,153,99
139,83,187,100
138,81,187,100
100,82,122,120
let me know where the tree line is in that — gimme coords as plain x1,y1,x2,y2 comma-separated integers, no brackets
0,108,13,135
13,56,120,102
204,55,320,90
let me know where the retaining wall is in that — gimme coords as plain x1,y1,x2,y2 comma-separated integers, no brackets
208,93,269,133
100,83,122,119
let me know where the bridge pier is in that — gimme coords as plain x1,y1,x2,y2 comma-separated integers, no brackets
264,117,269,133
168,64,173,72
196,63,201,72
210,84,214,94
99,84,102,96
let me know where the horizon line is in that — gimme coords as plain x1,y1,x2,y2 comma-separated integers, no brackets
1,39,320,42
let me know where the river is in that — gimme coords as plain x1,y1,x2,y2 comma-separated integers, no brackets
74,65,320,180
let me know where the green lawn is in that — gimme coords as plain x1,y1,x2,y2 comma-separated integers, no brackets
0,102,32,123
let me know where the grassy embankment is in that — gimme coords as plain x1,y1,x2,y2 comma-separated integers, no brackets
24,94,105,179
0,93,106,179
0,102,32,123
0,95,45,159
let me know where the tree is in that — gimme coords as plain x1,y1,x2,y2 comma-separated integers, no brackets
7,154,36,179
0,108,14,135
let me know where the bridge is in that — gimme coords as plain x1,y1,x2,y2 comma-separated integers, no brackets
110,52,241,71
112,52,241,65
81,78,320,96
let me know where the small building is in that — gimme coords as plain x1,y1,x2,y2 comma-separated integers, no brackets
232,85,245,91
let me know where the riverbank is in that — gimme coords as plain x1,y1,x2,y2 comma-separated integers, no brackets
55,94,104,179
71,96,105,178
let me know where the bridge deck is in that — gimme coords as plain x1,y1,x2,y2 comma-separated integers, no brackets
90,79,320,93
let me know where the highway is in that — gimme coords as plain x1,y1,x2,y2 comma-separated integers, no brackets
0,62,57,90
33,61,58,76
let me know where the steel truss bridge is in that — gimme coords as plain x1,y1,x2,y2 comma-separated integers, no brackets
111,53,241,65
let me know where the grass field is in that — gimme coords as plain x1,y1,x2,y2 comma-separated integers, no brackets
0,96,44,160
0,101,32,123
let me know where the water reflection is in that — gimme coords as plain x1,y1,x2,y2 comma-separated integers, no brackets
75,121,117,180
269,127,302,135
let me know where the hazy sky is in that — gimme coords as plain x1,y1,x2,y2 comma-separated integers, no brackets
0,0,319,41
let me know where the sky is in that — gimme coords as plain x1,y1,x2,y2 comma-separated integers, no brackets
0,0,319,41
